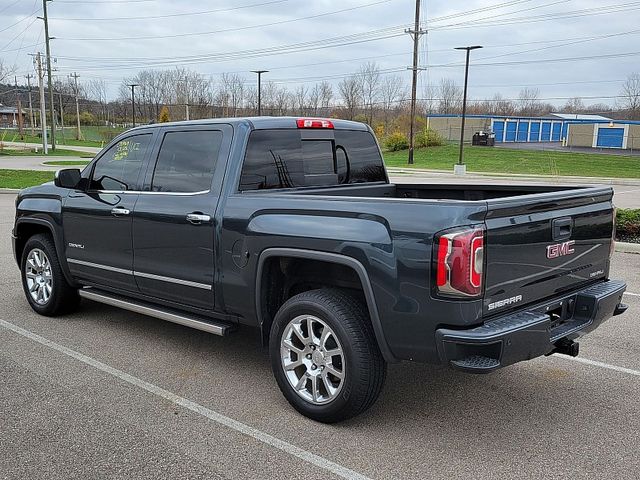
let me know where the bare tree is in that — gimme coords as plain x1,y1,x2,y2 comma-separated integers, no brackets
562,96,585,114
293,85,308,115
518,87,541,116
88,79,109,123
338,75,362,120
437,79,462,114
319,81,333,115
380,75,404,128
217,73,244,117
358,62,381,125
0,58,16,83
490,93,516,116
308,83,321,116
620,72,640,119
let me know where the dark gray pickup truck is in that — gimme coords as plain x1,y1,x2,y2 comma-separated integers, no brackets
13,117,628,422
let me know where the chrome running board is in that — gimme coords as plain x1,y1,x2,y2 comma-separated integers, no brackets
79,288,234,336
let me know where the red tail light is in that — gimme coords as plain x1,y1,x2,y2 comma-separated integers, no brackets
296,118,334,129
434,226,484,297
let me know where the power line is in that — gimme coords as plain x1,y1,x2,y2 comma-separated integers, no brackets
50,0,290,21
56,0,392,41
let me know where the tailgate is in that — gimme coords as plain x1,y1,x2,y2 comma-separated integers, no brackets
483,186,614,316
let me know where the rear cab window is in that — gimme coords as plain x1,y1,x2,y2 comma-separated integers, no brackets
239,129,386,191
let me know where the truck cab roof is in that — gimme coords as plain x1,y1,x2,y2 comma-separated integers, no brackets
128,116,370,132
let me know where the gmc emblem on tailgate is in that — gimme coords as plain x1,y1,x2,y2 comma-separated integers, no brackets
546,240,575,259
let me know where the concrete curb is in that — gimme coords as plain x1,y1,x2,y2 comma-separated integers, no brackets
615,241,640,254
0,189,19,194
387,168,640,186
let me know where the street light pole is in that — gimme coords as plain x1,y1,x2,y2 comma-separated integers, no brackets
454,45,482,175
128,84,139,127
251,70,268,116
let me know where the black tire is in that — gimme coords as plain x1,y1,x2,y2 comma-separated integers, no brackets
269,288,386,423
20,234,80,316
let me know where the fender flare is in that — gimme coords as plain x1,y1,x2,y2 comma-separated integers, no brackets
255,247,398,363
14,217,77,287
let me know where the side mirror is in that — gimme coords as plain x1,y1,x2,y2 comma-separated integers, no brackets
54,169,82,189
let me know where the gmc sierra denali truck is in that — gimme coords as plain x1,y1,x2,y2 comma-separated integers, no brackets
13,117,628,422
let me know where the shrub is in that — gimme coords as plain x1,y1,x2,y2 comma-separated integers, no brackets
384,132,409,151
159,106,170,123
415,128,445,147
99,129,121,143
79,111,96,125
616,208,640,236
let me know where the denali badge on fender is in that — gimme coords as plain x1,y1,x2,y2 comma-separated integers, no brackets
546,240,575,259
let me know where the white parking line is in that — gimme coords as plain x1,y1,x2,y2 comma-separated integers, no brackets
625,292,640,297
555,355,640,377
0,318,371,480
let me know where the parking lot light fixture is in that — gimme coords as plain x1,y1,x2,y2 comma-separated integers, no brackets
454,45,483,175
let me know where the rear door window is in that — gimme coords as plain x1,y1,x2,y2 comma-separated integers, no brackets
151,130,223,193
239,129,385,191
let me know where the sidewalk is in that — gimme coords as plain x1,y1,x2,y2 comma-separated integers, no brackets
1,141,101,155
387,167,640,186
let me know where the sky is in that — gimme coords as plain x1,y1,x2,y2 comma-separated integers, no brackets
1,0,639,107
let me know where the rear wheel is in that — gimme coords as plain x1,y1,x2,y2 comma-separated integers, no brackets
21,234,79,316
270,288,386,423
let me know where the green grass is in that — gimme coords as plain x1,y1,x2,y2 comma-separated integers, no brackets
42,160,90,166
384,144,640,179
0,148,90,157
0,170,54,189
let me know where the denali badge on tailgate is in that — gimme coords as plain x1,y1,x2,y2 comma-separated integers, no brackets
546,240,575,259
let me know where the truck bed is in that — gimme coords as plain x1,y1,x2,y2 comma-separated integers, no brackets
297,182,588,201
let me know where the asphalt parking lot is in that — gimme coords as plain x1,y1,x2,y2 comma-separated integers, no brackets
0,192,638,480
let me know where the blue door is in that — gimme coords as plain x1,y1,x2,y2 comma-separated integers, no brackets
517,122,529,142
493,121,505,143
505,121,517,142
551,123,562,141
541,122,551,141
529,122,540,142
596,128,624,148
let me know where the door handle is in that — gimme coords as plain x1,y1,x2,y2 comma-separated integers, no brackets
110,207,131,216
186,213,211,225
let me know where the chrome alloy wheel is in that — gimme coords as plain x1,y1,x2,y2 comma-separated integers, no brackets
25,248,53,305
280,314,345,405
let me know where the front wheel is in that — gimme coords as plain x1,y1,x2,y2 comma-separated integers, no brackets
21,234,79,316
269,288,386,423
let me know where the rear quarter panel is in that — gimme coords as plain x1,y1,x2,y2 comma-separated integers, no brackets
219,192,487,362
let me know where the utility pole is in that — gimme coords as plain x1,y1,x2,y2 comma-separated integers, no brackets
25,74,35,135
58,91,64,131
14,76,24,139
69,72,82,140
406,0,425,165
128,83,139,127
454,45,482,176
34,53,48,154
41,0,56,150
251,70,268,116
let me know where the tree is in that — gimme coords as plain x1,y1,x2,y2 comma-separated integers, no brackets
490,93,516,116
380,75,404,128
437,79,462,114
358,62,381,125
338,75,362,120
319,81,333,115
562,96,585,114
518,87,541,116
159,106,170,122
620,73,640,119
0,58,16,83
293,85,308,115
